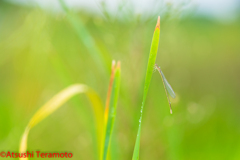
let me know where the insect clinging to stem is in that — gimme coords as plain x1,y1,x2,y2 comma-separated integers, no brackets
155,64,176,114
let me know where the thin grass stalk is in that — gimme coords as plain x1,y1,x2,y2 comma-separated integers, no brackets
132,16,160,160
58,0,109,74
102,61,121,160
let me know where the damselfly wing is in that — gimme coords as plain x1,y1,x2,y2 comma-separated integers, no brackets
155,64,176,114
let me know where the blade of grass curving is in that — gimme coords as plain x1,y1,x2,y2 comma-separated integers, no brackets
58,0,110,73
103,61,121,160
132,16,161,160
19,84,104,160
86,87,105,157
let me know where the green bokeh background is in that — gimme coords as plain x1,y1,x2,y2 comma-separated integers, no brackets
0,1,240,159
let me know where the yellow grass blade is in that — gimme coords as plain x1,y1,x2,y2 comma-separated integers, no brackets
19,84,104,160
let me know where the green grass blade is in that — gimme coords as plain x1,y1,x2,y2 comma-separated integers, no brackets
103,61,121,160
19,84,104,160
132,16,160,160
58,0,110,73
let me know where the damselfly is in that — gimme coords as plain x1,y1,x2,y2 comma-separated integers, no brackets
155,64,176,114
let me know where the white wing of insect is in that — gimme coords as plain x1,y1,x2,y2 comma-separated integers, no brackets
155,64,176,114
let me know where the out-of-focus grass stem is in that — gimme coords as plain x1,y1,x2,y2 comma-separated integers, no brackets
59,0,110,74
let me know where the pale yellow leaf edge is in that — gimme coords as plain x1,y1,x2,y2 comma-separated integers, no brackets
19,84,104,160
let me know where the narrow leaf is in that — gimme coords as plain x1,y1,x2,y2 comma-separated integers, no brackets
103,61,121,160
19,84,104,160
132,16,161,160
58,0,110,73
104,61,116,124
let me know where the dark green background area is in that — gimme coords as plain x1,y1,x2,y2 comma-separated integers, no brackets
0,1,240,160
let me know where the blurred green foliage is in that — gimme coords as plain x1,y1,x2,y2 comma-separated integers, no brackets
0,1,240,160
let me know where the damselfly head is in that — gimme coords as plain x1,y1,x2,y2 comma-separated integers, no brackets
154,64,160,69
